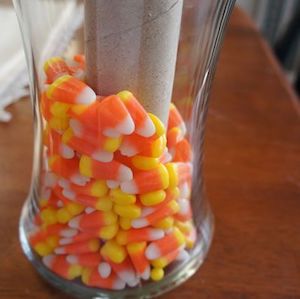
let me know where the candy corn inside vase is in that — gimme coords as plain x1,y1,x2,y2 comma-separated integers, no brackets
14,0,235,298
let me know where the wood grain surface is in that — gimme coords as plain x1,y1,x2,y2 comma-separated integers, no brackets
0,8,300,299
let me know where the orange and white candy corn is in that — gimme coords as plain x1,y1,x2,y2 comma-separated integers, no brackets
145,227,186,260
46,129,74,159
127,242,150,280
54,238,100,255
117,91,155,137
172,138,192,162
80,155,133,182
106,257,137,286
48,155,89,186
68,210,117,230
174,198,192,221
97,95,135,137
43,254,82,280
69,119,122,153
82,267,125,290
120,163,169,194
66,252,102,267
47,75,96,105
132,200,179,228
44,57,70,83
168,103,187,135
116,228,164,245
62,128,113,162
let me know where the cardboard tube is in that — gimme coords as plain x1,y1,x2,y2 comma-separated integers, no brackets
84,0,183,125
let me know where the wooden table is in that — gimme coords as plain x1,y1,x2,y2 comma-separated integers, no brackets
1,8,300,299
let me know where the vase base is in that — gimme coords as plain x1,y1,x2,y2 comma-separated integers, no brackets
19,197,214,299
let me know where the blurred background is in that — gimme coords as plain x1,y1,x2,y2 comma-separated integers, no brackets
0,0,299,121
237,0,300,93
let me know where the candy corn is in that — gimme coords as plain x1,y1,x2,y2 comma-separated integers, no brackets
31,55,198,289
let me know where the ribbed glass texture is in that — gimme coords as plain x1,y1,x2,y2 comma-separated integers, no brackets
13,1,234,298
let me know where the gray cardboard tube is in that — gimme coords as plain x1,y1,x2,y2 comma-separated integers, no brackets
84,0,183,125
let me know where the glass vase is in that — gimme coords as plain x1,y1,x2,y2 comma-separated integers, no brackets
13,0,235,298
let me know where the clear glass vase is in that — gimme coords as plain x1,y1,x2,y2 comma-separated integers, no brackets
13,0,235,298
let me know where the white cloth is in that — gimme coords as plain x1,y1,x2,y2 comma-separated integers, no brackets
0,1,83,122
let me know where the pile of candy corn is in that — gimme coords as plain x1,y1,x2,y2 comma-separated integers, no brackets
30,55,196,290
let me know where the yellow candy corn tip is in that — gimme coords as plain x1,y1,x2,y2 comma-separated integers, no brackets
103,136,122,152
140,190,166,206
40,208,57,225
110,188,136,205
62,127,73,143
103,211,118,225
126,242,146,254
91,180,108,197
68,265,82,279
151,135,166,158
34,242,52,257
158,164,169,190
151,268,164,281
50,102,70,117
114,204,141,219
154,217,174,229
101,241,127,264
95,197,113,212
48,155,59,168
99,223,119,240
48,116,69,131
81,267,92,284
66,202,85,216
46,75,71,99
56,208,72,224
173,227,186,245
79,155,92,177
43,57,61,72
151,257,169,269
119,217,132,230
88,239,100,252
46,235,59,249
148,113,166,137
117,90,133,102
131,156,159,171
165,163,178,188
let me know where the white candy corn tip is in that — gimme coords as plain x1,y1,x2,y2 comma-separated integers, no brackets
68,215,81,228
103,128,121,138
60,228,78,238
135,118,156,137
120,180,137,194
176,249,190,261
85,207,96,214
92,150,113,162
98,262,111,279
118,270,136,284
66,255,78,265
59,238,72,245
62,188,76,200
180,183,190,198
131,218,148,229
118,165,133,182
54,247,65,254
116,115,135,135
76,86,96,104
113,278,126,290
61,144,75,159
178,198,190,214
145,244,160,260
106,180,119,189
119,144,138,157
141,266,151,280
180,122,187,136
41,188,51,200
127,276,140,287
70,119,83,136
141,207,155,217
150,229,165,240
57,200,64,208
43,255,55,267
71,174,89,186
44,172,57,187
58,178,70,189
